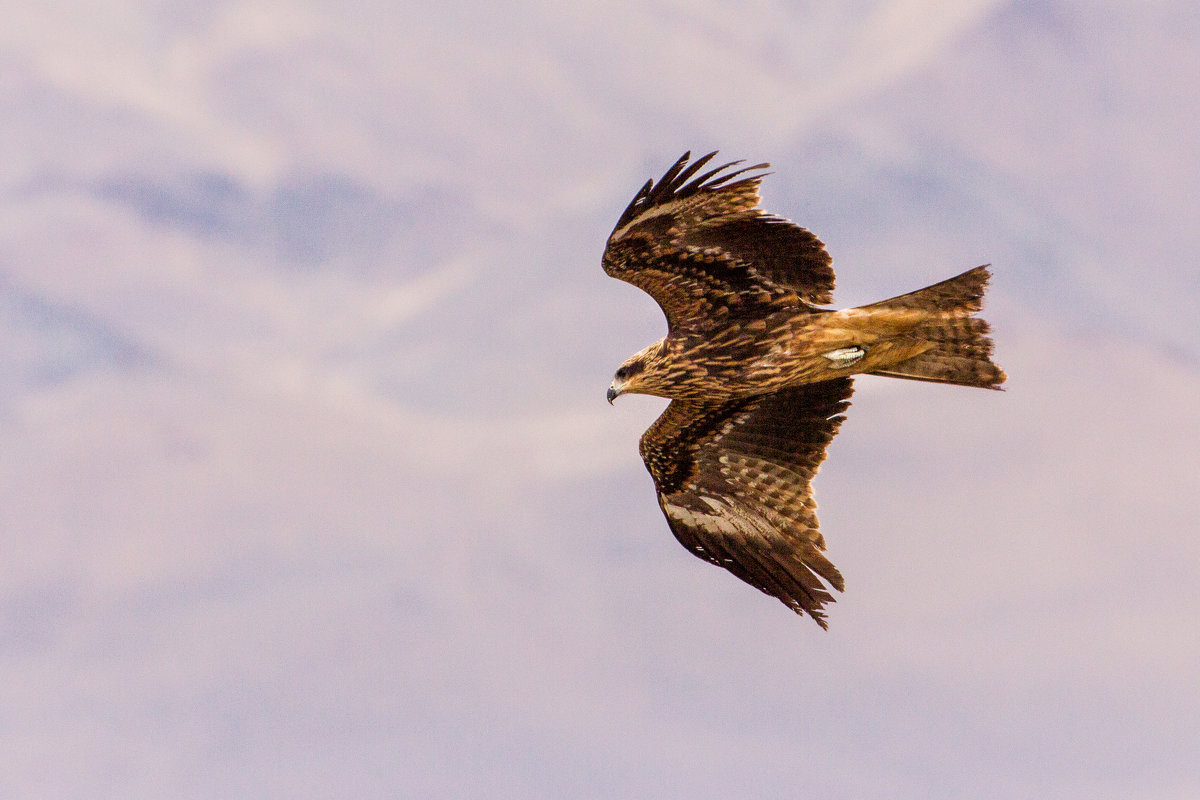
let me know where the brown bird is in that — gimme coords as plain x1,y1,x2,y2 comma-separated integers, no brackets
604,151,1005,627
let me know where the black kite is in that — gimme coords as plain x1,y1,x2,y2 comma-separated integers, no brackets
604,151,1005,627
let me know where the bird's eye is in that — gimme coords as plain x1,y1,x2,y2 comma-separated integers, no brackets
617,361,645,380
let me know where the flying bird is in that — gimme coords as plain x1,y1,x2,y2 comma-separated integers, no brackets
604,151,1005,627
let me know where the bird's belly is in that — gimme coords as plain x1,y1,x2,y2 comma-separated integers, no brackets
670,310,931,397
742,310,933,388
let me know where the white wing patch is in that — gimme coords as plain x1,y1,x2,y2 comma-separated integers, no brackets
821,346,865,366
662,500,740,536
663,496,786,543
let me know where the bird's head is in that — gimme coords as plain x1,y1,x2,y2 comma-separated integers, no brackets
608,341,667,403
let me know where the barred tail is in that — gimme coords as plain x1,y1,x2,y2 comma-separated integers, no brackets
866,265,1006,390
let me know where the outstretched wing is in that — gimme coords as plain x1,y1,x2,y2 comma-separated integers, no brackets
603,151,835,333
638,379,853,627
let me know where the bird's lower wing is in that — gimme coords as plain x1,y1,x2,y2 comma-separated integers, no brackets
638,379,854,627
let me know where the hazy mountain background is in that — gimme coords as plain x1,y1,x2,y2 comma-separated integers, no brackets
2,1,1198,797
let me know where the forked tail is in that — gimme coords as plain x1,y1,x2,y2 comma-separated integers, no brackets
866,265,1006,389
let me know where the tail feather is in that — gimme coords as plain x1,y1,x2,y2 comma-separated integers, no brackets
867,265,1006,390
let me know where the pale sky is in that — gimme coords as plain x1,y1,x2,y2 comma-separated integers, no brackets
2,1,1198,798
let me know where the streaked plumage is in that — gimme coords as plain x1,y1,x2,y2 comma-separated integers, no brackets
604,151,1006,627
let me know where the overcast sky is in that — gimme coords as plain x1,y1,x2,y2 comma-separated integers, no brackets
2,1,1198,798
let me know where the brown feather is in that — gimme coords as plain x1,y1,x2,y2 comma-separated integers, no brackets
605,151,1007,626
863,266,1007,389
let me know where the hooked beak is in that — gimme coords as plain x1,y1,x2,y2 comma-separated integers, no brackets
606,384,619,405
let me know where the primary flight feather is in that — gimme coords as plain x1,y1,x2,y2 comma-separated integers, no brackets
604,151,1005,628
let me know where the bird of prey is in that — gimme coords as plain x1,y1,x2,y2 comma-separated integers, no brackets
604,151,1005,627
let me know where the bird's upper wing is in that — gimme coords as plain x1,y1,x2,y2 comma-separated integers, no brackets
603,151,835,333
638,379,853,627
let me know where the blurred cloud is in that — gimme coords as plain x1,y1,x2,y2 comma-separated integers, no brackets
1,1,1197,798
